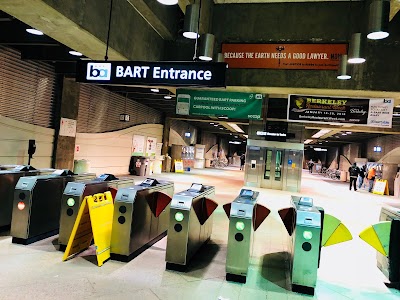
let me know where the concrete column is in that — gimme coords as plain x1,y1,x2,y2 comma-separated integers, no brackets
53,78,80,170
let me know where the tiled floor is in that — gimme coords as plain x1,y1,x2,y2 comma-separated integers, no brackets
0,167,399,299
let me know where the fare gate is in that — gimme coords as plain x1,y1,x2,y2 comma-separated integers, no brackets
58,174,134,251
223,189,270,283
10,170,96,245
279,196,352,295
110,178,174,262
165,183,218,270
359,205,400,288
0,165,54,229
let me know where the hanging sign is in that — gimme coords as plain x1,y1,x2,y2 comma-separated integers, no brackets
287,95,393,128
176,89,263,120
222,44,347,70
76,61,227,87
132,135,145,156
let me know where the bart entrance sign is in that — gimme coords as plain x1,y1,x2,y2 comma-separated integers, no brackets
76,61,227,87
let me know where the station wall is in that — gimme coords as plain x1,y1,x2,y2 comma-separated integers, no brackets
0,115,54,168
74,124,163,175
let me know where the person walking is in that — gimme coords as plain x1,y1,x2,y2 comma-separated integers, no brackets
348,163,360,191
308,159,314,173
358,164,367,189
367,166,376,192
240,153,245,171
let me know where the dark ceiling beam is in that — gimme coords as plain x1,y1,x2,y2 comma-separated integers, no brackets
20,45,82,61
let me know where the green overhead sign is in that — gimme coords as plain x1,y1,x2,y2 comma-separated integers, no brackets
176,89,263,120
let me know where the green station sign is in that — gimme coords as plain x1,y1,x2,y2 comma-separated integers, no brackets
176,89,263,120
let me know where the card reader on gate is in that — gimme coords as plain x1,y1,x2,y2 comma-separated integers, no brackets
188,183,205,193
239,189,255,199
299,196,313,207
140,178,159,187
95,174,119,181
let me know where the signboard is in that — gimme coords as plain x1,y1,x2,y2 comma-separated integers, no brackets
174,160,184,173
287,95,393,128
176,89,263,120
373,179,389,195
76,61,227,88
132,135,145,155
146,136,157,156
59,118,77,137
63,191,114,267
222,44,347,70
156,142,163,156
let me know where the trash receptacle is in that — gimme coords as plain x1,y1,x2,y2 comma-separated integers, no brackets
73,159,90,174
129,156,147,176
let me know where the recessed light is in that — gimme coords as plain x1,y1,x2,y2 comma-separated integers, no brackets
342,133,347,136
210,122,214,125
150,88,159,93
214,124,218,127
26,28,44,35
164,95,172,100
346,131,352,134
219,127,224,130
69,50,83,56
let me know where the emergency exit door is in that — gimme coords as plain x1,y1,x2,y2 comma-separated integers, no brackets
262,149,283,189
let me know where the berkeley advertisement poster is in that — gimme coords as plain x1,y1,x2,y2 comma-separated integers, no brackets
287,94,393,128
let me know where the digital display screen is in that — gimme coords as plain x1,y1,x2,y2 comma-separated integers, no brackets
190,183,203,192
241,189,254,197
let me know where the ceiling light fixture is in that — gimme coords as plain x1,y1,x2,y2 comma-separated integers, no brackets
314,148,328,152
183,4,200,39
69,50,83,56
214,124,219,127
157,0,178,5
348,33,366,64
304,139,313,144
367,0,390,40
198,33,215,61
150,88,159,93
26,28,44,35
311,129,331,138
164,95,172,100
337,54,351,80
227,123,245,133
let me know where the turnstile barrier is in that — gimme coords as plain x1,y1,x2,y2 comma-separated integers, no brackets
0,165,54,229
279,196,352,295
10,170,96,244
165,183,217,270
359,206,400,286
223,189,270,283
58,174,134,250
110,178,174,262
